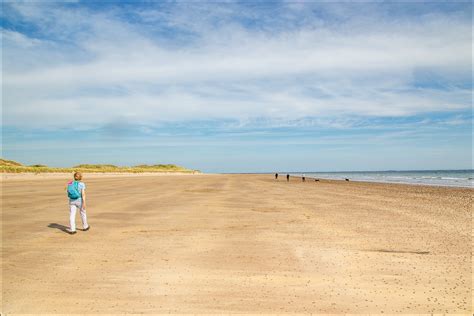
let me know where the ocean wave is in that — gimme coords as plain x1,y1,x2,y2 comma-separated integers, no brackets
304,170,474,188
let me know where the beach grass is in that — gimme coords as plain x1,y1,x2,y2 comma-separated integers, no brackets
0,159,197,173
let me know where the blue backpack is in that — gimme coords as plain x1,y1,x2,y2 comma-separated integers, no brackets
67,181,81,199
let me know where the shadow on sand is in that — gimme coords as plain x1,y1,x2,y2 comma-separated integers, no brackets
366,249,430,255
48,223,70,234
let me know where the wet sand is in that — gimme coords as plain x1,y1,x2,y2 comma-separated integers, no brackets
1,174,472,313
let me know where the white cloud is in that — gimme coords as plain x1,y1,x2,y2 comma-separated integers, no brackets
2,2,472,129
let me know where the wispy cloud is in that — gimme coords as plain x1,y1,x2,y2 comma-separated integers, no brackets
2,1,472,129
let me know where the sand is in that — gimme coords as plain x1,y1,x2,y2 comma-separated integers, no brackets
1,174,472,314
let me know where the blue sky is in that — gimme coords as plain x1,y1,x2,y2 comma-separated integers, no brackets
1,1,472,172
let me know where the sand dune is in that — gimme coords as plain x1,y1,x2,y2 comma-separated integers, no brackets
2,174,472,313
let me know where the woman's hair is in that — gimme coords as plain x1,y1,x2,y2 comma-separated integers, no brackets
74,171,83,181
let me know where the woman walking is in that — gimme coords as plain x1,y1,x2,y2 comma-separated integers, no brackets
66,171,90,234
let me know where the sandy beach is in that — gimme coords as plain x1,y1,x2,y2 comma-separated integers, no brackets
1,173,472,314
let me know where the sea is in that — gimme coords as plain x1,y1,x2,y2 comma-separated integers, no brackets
288,170,473,188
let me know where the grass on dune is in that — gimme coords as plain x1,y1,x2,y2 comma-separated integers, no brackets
1,159,197,173
0,158,24,167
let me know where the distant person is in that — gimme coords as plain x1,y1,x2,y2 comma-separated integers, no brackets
275,173,278,180
286,174,290,182
302,173,306,182
66,172,90,235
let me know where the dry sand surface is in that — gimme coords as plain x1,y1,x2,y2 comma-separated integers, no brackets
2,174,472,314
